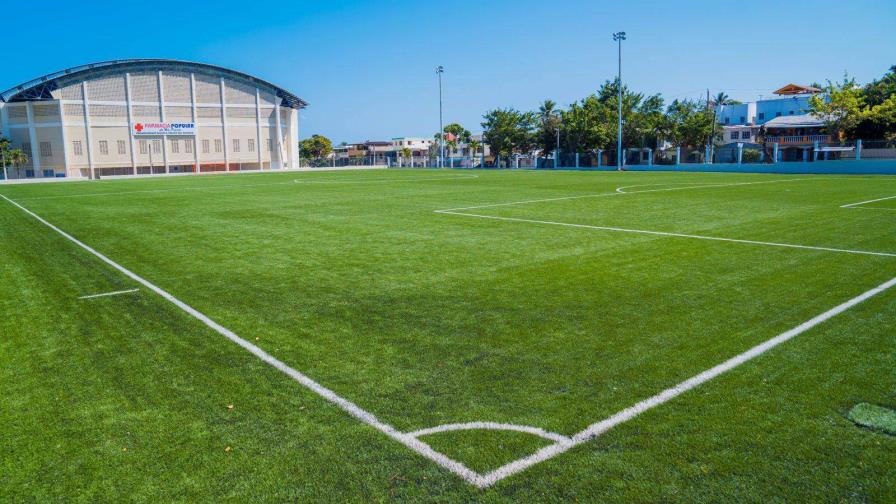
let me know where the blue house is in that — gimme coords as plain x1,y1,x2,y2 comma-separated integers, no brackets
717,84,821,127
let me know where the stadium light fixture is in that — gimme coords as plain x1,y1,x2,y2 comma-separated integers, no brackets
613,31,626,170
436,66,445,168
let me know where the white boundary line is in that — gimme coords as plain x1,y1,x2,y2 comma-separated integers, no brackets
436,211,896,258
78,288,140,300
475,274,896,487
0,193,483,487
438,178,810,212
293,175,479,184
841,194,896,208
408,422,572,444
15,174,478,201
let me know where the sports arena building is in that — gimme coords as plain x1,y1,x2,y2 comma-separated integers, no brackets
0,59,306,179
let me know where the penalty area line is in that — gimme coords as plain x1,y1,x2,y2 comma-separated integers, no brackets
78,288,140,300
435,211,896,258
475,273,896,487
0,193,484,488
841,194,896,208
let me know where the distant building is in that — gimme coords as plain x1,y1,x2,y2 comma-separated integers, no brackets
717,84,830,160
391,137,433,156
717,84,821,127
0,59,305,179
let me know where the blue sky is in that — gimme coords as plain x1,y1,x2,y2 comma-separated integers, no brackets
4,0,894,143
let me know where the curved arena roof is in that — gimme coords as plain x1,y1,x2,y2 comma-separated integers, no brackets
0,59,307,109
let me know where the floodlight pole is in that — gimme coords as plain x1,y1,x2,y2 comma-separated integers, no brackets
613,31,626,170
436,65,444,168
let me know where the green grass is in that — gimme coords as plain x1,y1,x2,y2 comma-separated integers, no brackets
1,168,895,502
848,403,896,435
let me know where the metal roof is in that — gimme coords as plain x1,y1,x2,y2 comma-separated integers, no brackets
763,114,826,129
0,59,307,109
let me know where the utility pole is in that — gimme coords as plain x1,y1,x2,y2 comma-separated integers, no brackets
555,113,561,168
436,65,444,168
613,32,626,170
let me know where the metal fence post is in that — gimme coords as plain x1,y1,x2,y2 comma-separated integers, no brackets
773,143,779,163
813,141,819,161
704,145,710,164
575,152,580,169
856,139,862,160
597,150,602,168
647,148,653,166
737,143,743,165
675,147,681,166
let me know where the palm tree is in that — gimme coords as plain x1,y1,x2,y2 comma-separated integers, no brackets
0,137,9,181
708,92,730,162
4,148,29,180
538,100,557,125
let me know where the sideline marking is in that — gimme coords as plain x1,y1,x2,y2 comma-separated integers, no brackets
16,174,478,200
0,193,482,487
476,274,896,487
841,194,896,208
293,174,479,184
438,177,810,212
78,288,139,300
408,422,572,444
436,211,896,258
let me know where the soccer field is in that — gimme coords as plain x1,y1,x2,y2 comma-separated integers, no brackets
2,168,895,502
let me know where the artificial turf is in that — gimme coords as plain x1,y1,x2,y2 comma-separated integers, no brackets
1,168,895,502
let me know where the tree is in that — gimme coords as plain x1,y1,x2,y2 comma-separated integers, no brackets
663,99,719,157
864,65,896,107
299,134,334,159
537,99,561,156
709,92,730,158
442,123,470,155
467,138,481,157
809,76,867,141
2,144,29,180
0,136,9,180
481,108,537,166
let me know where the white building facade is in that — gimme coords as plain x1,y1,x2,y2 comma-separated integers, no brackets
0,59,306,179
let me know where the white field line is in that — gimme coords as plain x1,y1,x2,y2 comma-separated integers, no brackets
437,178,811,212
78,288,140,300
849,206,896,212
14,181,295,201
476,274,896,487
0,193,483,487
15,174,478,201
408,422,571,444
437,211,896,258
293,174,479,184
841,194,896,208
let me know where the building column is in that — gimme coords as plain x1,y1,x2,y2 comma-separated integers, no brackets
81,81,95,179
274,102,283,169
157,71,169,173
25,102,42,177
219,77,230,171
190,73,200,172
0,104,10,140
124,73,137,175
255,88,263,168
57,100,70,177
289,107,299,169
